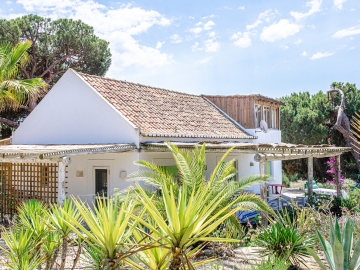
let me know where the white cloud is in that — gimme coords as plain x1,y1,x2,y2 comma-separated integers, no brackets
231,32,252,48
238,6,245,10
294,38,302,44
189,20,215,37
170,34,182,44
258,9,273,22
197,56,213,64
301,51,308,56
202,14,215,19
191,42,201,52
260,19,302,42
156,41,164,49
246,20,262,31
311,51,334,60
14,0,172,69
6,1,12,4
290,0,322,21
332,26,360,38
204,39,220,52
333,0,346,9
208,31,216,38
203,20,215,30
281,45,289,50
246,9,274,31
189,27,203,35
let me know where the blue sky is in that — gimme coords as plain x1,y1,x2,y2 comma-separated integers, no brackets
1,0,360,98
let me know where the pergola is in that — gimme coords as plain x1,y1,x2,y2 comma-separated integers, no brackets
142,142,352,200
0,144,136,210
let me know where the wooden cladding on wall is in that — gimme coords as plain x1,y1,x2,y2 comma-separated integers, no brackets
206,96,281,129
0,162,59,222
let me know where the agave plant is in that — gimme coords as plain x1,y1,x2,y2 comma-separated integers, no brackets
308,217,360,270
254,209,316,267
49,198,82,270
131,142,273,269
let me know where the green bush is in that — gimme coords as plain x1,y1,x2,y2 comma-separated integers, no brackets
254,209,315,267
282,171,290,187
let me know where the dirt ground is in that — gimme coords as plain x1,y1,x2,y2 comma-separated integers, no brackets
197,247,328,270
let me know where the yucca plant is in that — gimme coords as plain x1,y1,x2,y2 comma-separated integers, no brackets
16,200,50,250
131,142,273,270
62,194,155,269
41,231,61,270
49,198,82,270
308,217,360,270
1,227,44,270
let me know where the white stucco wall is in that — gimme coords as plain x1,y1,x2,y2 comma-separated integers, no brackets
12,70,138,145
65,148,282,204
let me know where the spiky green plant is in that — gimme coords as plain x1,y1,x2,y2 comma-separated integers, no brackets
16,200,49,248
49,198,82,270
62,194,155,270
130,142,273,270
308,217,360,270
126,142,271,237
41,231,61,270
254,209,315,267
1,227,44,270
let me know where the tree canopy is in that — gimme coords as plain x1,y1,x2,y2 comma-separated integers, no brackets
0,15,111,136
0,15,111,85
280,83,360,180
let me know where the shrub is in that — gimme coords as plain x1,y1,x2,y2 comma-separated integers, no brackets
282,171,290,187
254,209,315,267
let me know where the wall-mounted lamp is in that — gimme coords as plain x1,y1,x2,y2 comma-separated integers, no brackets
119,170,127,179
76,170,84,177
250,162,254,167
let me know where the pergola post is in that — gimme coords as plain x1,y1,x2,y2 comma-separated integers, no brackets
307,157,313,198
336,155,343,199
259,160,267,201
58,157,71,206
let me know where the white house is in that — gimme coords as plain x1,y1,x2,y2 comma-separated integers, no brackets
0,69,350,220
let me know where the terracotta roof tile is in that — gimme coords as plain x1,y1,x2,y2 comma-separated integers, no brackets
78,72,255,139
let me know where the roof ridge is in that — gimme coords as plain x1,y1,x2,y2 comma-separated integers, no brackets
77,72,201,98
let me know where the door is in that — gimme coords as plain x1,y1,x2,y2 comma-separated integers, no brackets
94,168,108,198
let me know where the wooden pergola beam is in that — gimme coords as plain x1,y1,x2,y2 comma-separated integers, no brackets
254,152,343,162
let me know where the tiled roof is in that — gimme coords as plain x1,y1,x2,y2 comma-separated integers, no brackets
78,72,255,139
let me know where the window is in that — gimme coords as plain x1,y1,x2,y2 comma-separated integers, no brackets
271,108,277,129
254,105,261,128
263,106,270,124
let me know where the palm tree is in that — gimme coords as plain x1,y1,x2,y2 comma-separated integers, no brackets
129,142,273,269
0,40,46,127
